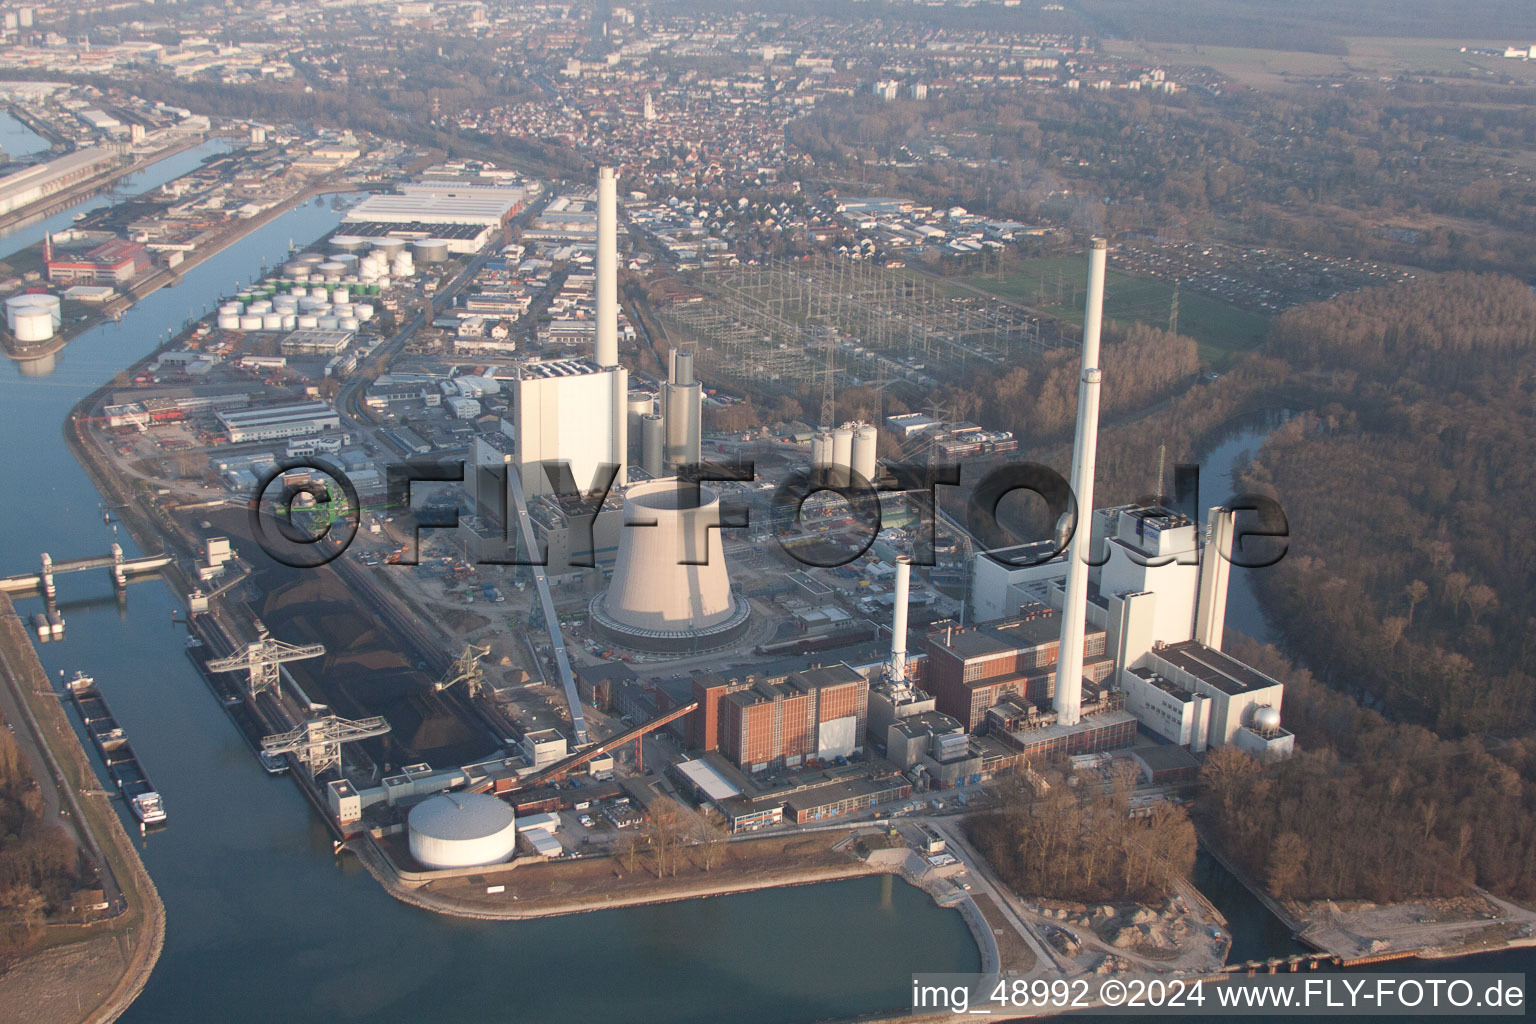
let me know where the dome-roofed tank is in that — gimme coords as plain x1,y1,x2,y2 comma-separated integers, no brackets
407,792,518,870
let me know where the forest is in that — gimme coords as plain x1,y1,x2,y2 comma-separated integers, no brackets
1200,638,1536,902
0,721,81,958
1248,274,1536,737
966,768,1196,904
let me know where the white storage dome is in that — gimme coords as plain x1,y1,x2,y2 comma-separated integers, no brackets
408,793,518,870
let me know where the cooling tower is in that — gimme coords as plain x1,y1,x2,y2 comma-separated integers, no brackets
1054,238,1107,727
589,479,751,653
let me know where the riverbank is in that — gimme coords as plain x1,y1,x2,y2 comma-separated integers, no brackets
5,178,349,363
0,133,205,238
353,826,889,921
0,595,164,1024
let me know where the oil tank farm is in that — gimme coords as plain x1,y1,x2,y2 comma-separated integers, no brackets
407,792,519,869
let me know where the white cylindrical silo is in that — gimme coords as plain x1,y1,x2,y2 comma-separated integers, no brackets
830,427,854,486
239,315,263,331
391,254,413,278
297,314,319,329
318,316,339,330
354,303,374,320
218,314,240,330
852,424,878,487
339,317,359,331
220,301,243,315
281,314,298,331
810,431,834,471
261,314,283,331
247,299,272,314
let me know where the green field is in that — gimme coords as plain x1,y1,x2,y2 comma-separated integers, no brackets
951,258,1272,369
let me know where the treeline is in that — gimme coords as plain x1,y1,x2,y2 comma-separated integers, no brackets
1248,274,1536,735
0,723,81,957
1199,638,1536,902
967,770,1196,904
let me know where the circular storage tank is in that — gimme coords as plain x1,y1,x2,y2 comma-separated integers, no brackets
296,252,325,265
262,314,283,331
11,308,54,343
333,252,358,268
391,255,414,277
331,237,366,253
412,240,448,263
297,314,319,329
339,317,360,331
217,314,241,330
354,303,375,320
371,237,406,255
810,431,834,470
407,793,518,870
333,303,354,318
298,296,327,311
318,262,345,280
239,315,263,331
220,302,243,315
317,316,339,330
281,314,298,331
248,300,272,315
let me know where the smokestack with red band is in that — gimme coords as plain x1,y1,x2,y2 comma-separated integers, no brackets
1054,238,1107,727
596,167,618,368
891,555,911,683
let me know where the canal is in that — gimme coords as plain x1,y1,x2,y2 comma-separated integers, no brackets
0,198,981,1022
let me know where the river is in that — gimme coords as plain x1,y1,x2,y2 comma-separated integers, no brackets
0,198,980,1022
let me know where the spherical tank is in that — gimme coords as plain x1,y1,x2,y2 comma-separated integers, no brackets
1253,705,1282,734
407,792,518,870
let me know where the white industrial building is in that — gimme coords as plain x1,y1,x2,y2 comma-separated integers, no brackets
343,193,521,229
0,146,123,218
1120,640,1293,761
513,358,627,497
217,401,341,443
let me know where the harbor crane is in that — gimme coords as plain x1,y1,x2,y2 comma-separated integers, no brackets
207,638,325,701
434,643,491,698
260,714,390,779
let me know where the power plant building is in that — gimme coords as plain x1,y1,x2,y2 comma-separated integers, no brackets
512,358,627,497
715,664,868,772
216,401,341,443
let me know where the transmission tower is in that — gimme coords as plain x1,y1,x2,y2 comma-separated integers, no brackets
261,714,390,779
207,639,325,701
1168,279,1181,336
435,643,492,698
819,328,837,429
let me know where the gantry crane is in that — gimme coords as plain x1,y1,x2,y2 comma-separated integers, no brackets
207,638,326,700
260,714,390,779
434,643,492,698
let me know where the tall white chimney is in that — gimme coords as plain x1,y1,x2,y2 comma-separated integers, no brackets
890,556,911,683
1053,238,1107,727
596,166,619,368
